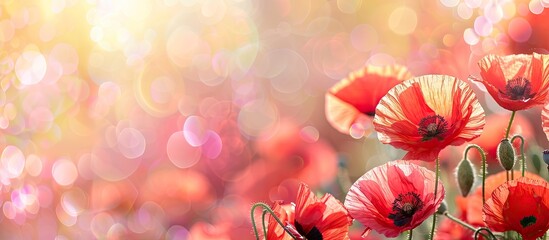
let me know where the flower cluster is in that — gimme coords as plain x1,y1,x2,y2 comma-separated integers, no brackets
251,53,549,240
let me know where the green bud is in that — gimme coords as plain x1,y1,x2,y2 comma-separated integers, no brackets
436,200,447,215
456,159,475,197
497,139,515,171
532,153,541,173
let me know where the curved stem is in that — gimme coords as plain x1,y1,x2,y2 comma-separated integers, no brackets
407,229,413,240
250,202,298,240
261,209,268,238
442,212,501,239
474,227,497,240
443,212,477,232
511,134,526,177
505,111,516,139
463,144,487,205
429,157,440,240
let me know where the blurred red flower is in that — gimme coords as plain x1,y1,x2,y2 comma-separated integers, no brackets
435,217,474,240
473,53,549,111
483,177,549,240
435,196,476,240
230,120,338,203
344,161,444,238
265,183,351,240
466,112,533,163
325,64,412,138
373,75,485,161
189,222,232,240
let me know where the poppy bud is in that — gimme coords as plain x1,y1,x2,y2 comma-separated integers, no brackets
497,139,515,171
456,159,475,197
436,200,447,215
532,153,541,173
543,149,549,165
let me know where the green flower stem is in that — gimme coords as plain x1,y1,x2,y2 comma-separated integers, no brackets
442,212,501,240
505,111,516,139
473,227,497,240
442,212,477,232
261,209,268,238
429,157,440,240
464,144,487,205
407,229,413,240
511,134,526,177
250,202,297,240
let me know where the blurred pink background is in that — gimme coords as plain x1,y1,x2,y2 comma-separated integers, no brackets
0,0,549,239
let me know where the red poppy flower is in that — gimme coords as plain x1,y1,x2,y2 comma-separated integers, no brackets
473,53,549,111
373,75,485,161
265,183,352,240
325,64,412,138
483,177,549,240
344,161,445,238
464,171,546,227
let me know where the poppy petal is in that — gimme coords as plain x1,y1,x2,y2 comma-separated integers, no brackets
373,75,485,161
345,161,444,238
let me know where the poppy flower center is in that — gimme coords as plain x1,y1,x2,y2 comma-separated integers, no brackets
293,221,323,240
500,77,535,101
520,215,537,228
388,192,424,227
417,115,448,141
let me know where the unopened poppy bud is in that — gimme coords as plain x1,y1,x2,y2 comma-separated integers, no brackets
436,200,447,215
456,159,475,197
497,139,515,171
543,149,549,165
532,153,541,173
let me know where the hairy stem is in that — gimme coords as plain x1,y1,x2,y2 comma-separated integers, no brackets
250,202,297,240
429,157,440,240
463,144,487,205
511,134,526,177
407,229,413,240
505,111,516,139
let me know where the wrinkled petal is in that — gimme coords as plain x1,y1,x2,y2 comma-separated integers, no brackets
542,102,549,142
482,177,549,240
474,53,549,111
344,161,444,238
267,183,352,240
373,75,485,161
326,64,412,137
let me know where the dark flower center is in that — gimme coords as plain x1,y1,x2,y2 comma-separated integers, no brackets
294,221,323,240
365,111,376,117
417,115,448,141
520,215,537,228
388,192,424,227
499,77,535,101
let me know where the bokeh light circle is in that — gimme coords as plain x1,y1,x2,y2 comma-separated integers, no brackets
388,6,417,35
508,17,532,42
52,158,78,186
15,50,47,86
166,131,202,168
116,128,146,159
